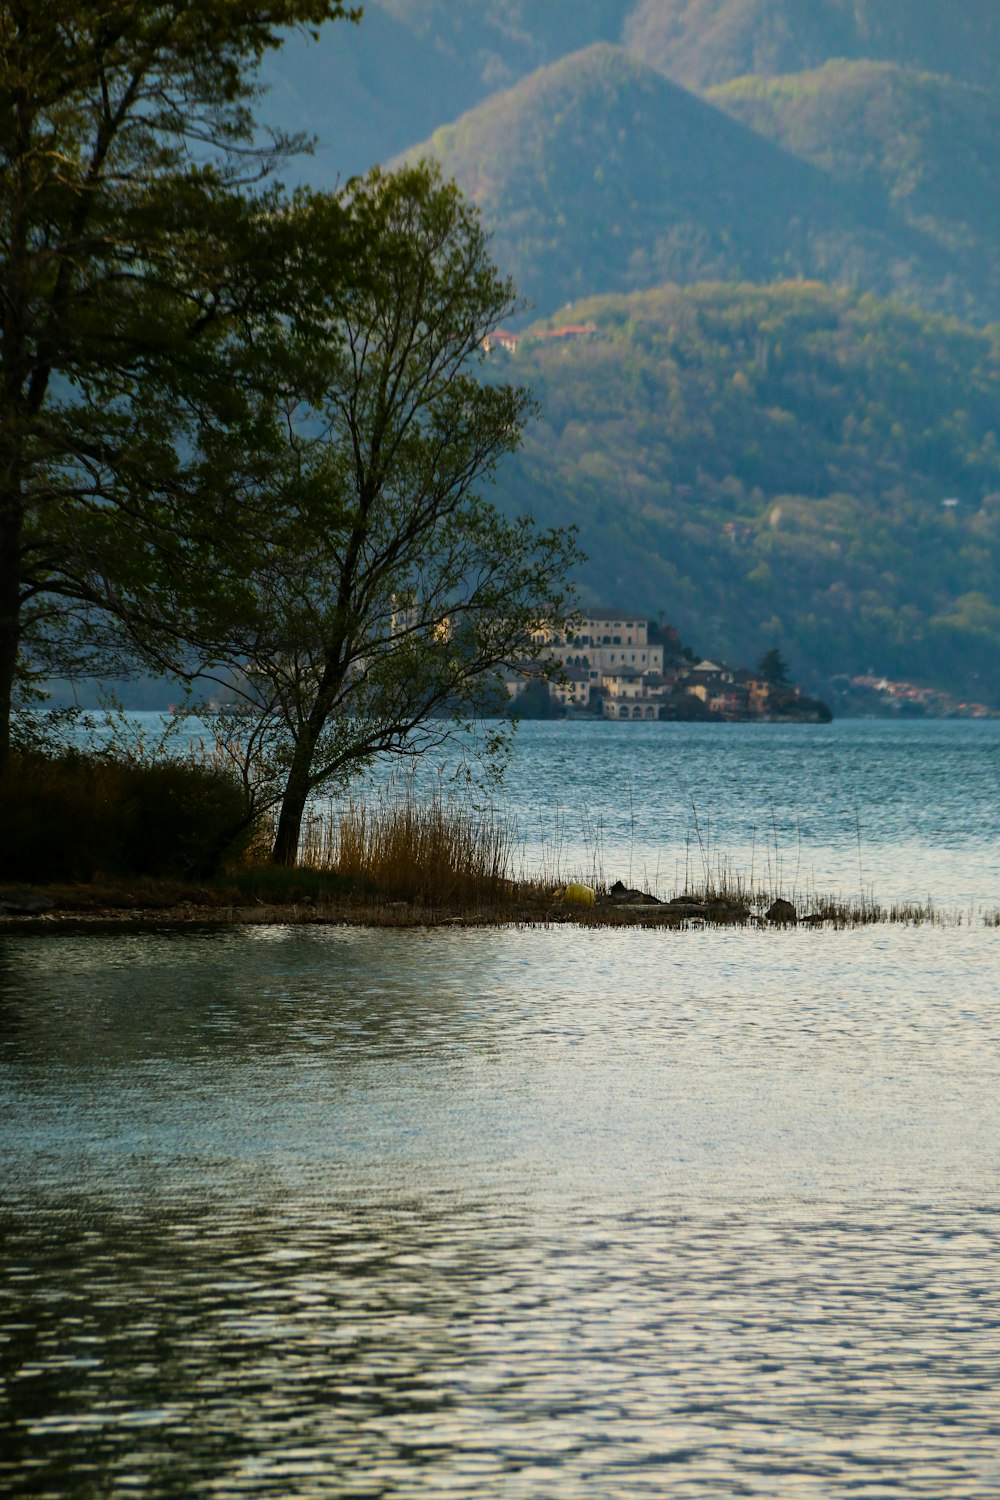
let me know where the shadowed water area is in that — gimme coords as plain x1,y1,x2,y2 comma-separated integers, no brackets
3,722,1000,1496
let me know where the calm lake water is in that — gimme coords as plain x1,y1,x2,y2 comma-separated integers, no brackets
2,721,999,1497
437,719,1000,909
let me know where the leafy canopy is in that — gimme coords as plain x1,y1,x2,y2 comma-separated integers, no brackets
0,0,357,755
186,163,580,863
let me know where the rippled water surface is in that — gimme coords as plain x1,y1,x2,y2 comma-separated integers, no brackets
3,724,1000,1497
443,719,1000,908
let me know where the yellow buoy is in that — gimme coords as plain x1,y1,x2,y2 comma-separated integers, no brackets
563,882,596,907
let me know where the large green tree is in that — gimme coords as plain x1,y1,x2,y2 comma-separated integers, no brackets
190,166,580,865
0,0,356,763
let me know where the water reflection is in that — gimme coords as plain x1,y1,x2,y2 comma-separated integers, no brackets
3,924,1000,1494
3,1191,1000,1498
0,927,506,1073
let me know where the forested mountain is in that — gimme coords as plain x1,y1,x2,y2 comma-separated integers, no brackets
255,4,1000,706
490,284,1000,703
260,0,622,182
264,1,1000,182
707,62,1000,317
709,62,1000,221
624,0,1000,96
401,44,998,326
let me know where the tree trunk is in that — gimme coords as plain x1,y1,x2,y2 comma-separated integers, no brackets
270,649,347,865
270,727,319,865
0,477,24,770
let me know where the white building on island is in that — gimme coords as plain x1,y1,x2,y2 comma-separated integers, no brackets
535,610,665,686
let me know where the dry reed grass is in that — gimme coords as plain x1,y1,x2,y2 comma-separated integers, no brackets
296,789,544,910
280,790,990,928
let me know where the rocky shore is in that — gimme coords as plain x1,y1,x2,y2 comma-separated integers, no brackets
0,881,831,932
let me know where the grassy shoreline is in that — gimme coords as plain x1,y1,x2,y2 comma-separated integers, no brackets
1,873,993,932
2,768,994,931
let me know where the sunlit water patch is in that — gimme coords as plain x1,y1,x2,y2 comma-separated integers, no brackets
3,923,1000,1496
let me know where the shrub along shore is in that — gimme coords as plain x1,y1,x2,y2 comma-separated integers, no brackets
1,751,989,930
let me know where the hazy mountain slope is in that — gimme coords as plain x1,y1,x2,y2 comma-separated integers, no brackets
401,44,990,324
707,62,1000,317
624,0,1000,96
489,283,1000,701
708,63,1000,237
260,0,626,183
377,0,625,60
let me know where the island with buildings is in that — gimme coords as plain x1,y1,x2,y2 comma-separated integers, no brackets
508,610,832,722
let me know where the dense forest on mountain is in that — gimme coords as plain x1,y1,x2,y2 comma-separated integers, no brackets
402,44,1000,326
708,62,1000,319
490,283,1000,703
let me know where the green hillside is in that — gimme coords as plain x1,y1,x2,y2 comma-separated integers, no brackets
261,0,625,182
489,282,1000,704
712,64,1000,245
625,0,1000,96
707,62,1000,324
403,44,995,324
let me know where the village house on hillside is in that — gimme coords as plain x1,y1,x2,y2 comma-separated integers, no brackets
507,610,830,722
482,323,598,356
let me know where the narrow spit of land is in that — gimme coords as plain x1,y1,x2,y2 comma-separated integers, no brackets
0,878,985,933
6,755,996,934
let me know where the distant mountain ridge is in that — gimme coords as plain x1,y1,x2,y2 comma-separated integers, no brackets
260,0,624,183
263,0,1000,184
401,43,998,325
708,62,1000,210
706,60,1000,322
624,0,1000,96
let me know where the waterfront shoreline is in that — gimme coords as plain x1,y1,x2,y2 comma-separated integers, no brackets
3,895,990,933
0,900,747,933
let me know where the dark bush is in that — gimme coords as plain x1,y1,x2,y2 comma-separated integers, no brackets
116,760,251,877
0,753,249,881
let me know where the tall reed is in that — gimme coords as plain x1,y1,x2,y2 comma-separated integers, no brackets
279,787,991,928
299,789,522,907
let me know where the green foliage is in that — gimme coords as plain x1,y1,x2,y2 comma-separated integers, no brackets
757,649,790,685
0,753,248,882
0,0,357,760
511,679,566,720
489,281,1000,703
405,43,1000,325
185,164,580,863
